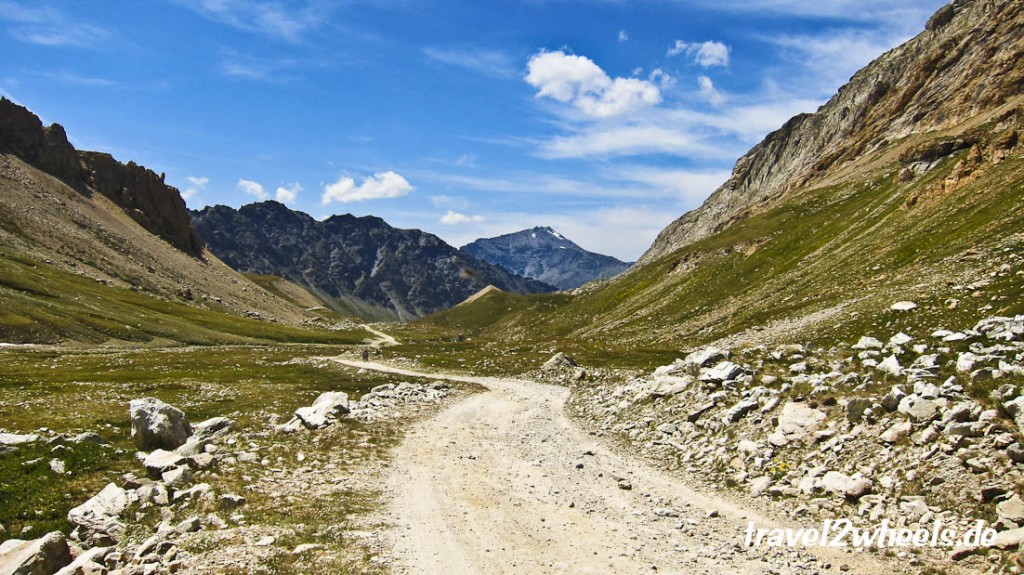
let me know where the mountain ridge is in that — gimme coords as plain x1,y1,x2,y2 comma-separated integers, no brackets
461,226,631,290
639,0,1024,265
192,201,556,321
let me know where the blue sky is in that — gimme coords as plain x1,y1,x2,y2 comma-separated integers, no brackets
0,0,947,261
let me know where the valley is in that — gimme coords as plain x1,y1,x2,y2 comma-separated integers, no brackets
2,0,1024,574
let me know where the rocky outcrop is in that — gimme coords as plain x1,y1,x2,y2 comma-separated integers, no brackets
462,227,631,290
640,0,1024,265
0,98,202,255
192,201,555,320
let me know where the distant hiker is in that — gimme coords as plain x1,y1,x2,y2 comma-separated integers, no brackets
374,348,382,358
361,349,370,361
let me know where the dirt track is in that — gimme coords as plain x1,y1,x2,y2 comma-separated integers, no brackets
333,359,904,575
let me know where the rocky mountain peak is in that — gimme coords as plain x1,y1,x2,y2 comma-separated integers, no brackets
0,98,202,255
462,227,631,290
639,0,1024,265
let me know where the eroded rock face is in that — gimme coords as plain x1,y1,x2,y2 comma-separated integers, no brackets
639,0,1024,265
0,97,202,255
129,398,192,451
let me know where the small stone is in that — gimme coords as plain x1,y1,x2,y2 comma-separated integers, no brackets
890,301,918,311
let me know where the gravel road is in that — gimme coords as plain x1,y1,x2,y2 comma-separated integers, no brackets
333,359,905,575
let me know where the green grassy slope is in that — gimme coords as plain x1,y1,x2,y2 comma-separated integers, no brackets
0,251,366,345
417,132,1024,369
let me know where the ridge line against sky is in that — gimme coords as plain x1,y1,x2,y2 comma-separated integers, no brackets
0,0,947,260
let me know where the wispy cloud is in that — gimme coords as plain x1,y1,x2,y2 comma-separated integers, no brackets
220,50,300,81
182,176,209,202
172,0,325,43
0,1,109,48
423,46,517,78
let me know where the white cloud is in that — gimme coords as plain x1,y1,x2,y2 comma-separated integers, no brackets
618,30,629,42
668,40,731,67
525,50,661,119
648,68,675,89
275,181,301,203
237,178,268,200
440,211,486,225
321,171,413,205
698,75,726,107
181,176,208,201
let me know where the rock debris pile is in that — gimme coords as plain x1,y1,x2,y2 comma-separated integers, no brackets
569,314,1024,565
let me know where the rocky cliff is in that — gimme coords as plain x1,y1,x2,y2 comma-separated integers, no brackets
462,227,631,290
192,202,555,320
640,0,1024,265
0,98,202,255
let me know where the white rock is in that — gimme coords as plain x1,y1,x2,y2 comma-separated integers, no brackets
852,336,884,350
890,301,918,311
294,392,351,429
67,483,129,539
0,531,72,575
129,398,192,451
877,355,902,377
0,432,40,446
767,403,825,446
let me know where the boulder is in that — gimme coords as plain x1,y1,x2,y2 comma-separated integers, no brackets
877,355,902,377
722,398,759,423
846,398,873,424
67,483,129,540
880,386,906,412
542,352,577,370
53,547,110,575
176,416,234,456
998,495,1024,524
142,449,187,477
820,471,873,500
699,361,743,384
879,420,913,443
0,433,40,447
852,336,884,350
294,392,350,429
1004,396,1024,432
749,476,772,497
897,395,940,422
129,398,192,451
767,403,825,446
0,531,72,575
682,347,728,368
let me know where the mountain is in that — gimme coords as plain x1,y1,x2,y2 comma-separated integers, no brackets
431,0,1024,351
0,98,352,344
192,202,556,321
640,0,1024,265
461,227,631,290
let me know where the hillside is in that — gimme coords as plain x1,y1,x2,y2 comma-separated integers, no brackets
433,0,1024,354
0,99,357,345
640,0,1024,265
192,201,555,321
461,226,631,290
